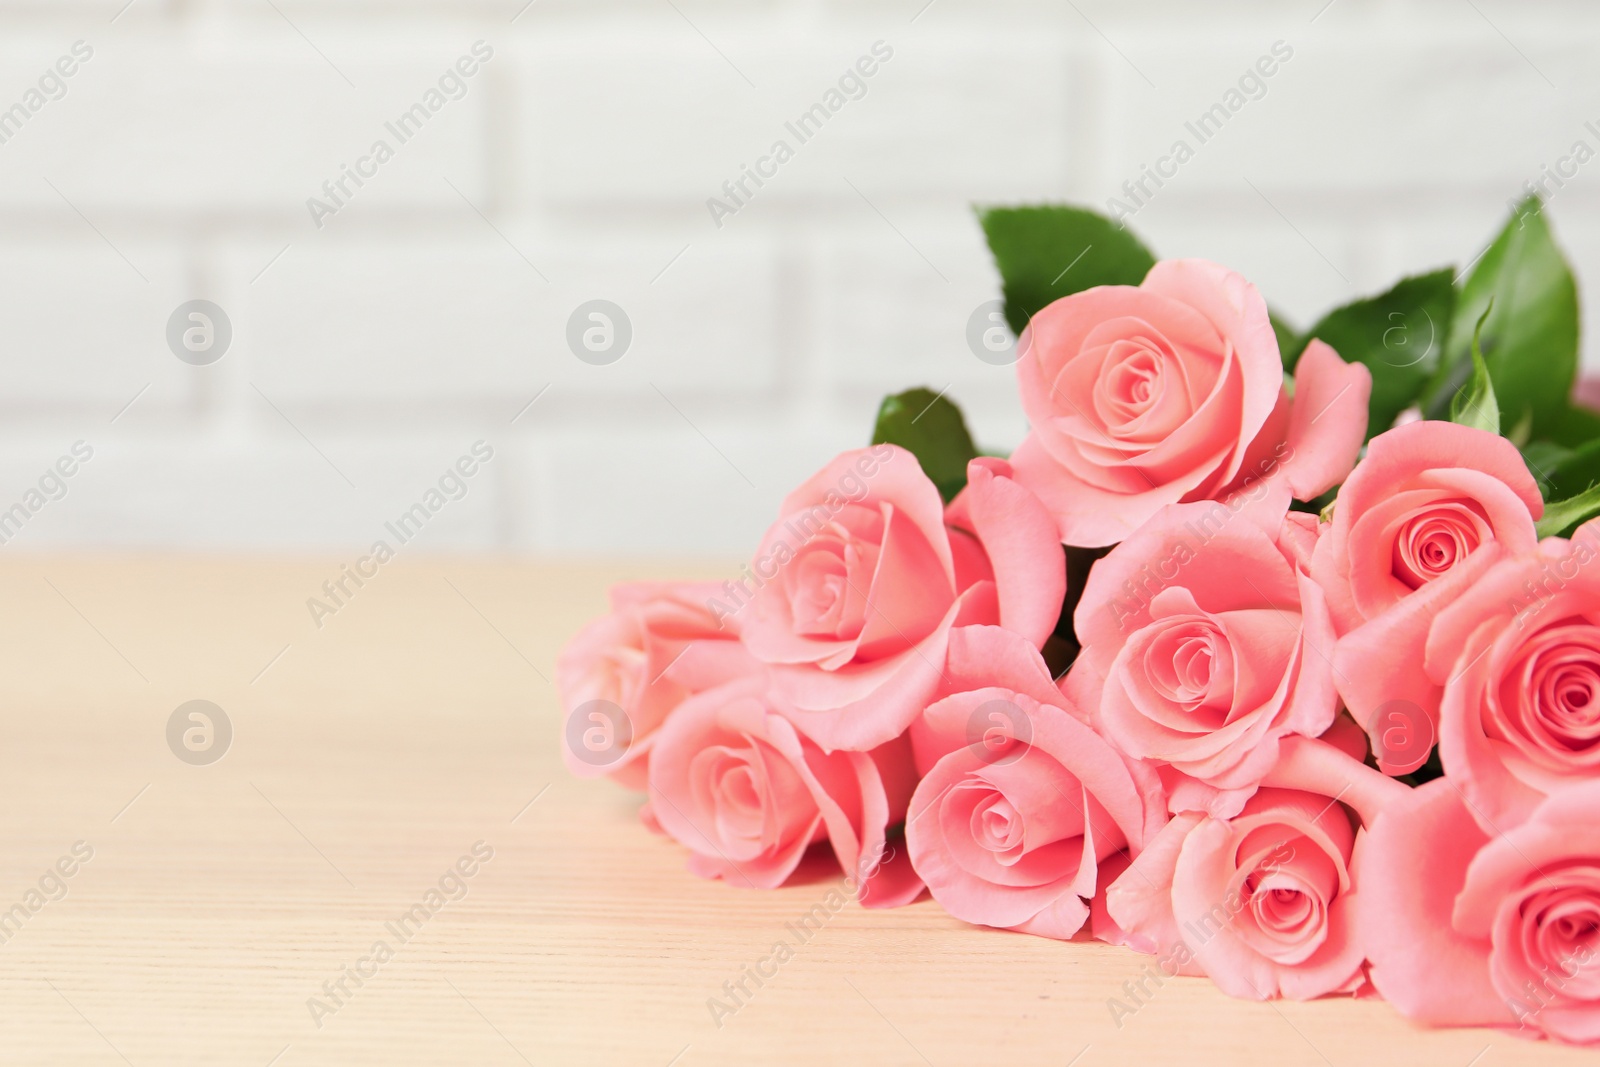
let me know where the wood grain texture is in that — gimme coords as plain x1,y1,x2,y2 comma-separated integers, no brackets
0,556,1585,1066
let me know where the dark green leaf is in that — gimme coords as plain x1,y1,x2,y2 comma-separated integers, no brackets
1423,197,1579,439
977,204,1157,335
871,387,980,502
1296,270,1455,438
1521,439,1573,498
1450,304,1500,434
1288,486,1336,518
1545,402,1600,448
1523,425,1600,504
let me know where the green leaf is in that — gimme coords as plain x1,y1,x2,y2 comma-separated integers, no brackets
1521,439,1572,498
1545,402,1600,448
871,387,980,502
1537,482,1600,538
977,204,1157,336
1271,311,1301,370
1424,197,1579,440
1294,270,1455,438
1523,432,1600,504
1450,304,1500,434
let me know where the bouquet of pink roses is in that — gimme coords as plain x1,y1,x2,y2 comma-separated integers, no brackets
559,197,1600,1046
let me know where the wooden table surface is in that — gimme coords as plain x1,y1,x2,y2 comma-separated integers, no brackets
0,556,1586,1066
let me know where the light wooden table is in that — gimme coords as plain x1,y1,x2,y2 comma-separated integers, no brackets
0,557,1584,1066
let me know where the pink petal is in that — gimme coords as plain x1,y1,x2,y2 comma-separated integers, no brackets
1354,780,1509,1028
1279,338,1371,499
947,458,1067,646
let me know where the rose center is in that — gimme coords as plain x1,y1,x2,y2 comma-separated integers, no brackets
970,792,1024,856
1248,883,1315,935
779,504,884,642
1142,618,1233,727
1509,878,1600,1000
1106,350,1161,412
1392,503,1485,589
709,754,771,846
1495,624,1600,768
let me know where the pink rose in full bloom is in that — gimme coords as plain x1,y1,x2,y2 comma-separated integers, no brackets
738,446,1065,752
1312,420,1543,774
559,581,760,789
647,674,924,907
904,625,1165,939
1425,527,1600,829
1067,495,1340,817
1360,779,1600,1044
1101,737,1406,1001
1009,258,1371,547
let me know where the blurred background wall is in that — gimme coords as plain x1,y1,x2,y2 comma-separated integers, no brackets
1,0,1597,556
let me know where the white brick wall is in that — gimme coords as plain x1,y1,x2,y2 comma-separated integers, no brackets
1,0,1599,555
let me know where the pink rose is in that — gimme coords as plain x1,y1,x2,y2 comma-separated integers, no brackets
1424,529,1600,829
1360,779,1600,1044
738,446,1065,752
559,581,759,789
1575,372,1600,415
646,674,924,907
904,625,1165,939
1009,258,1370,547
1313,420,1543,774
1067,495,1339,817
1102,737,1406,1001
